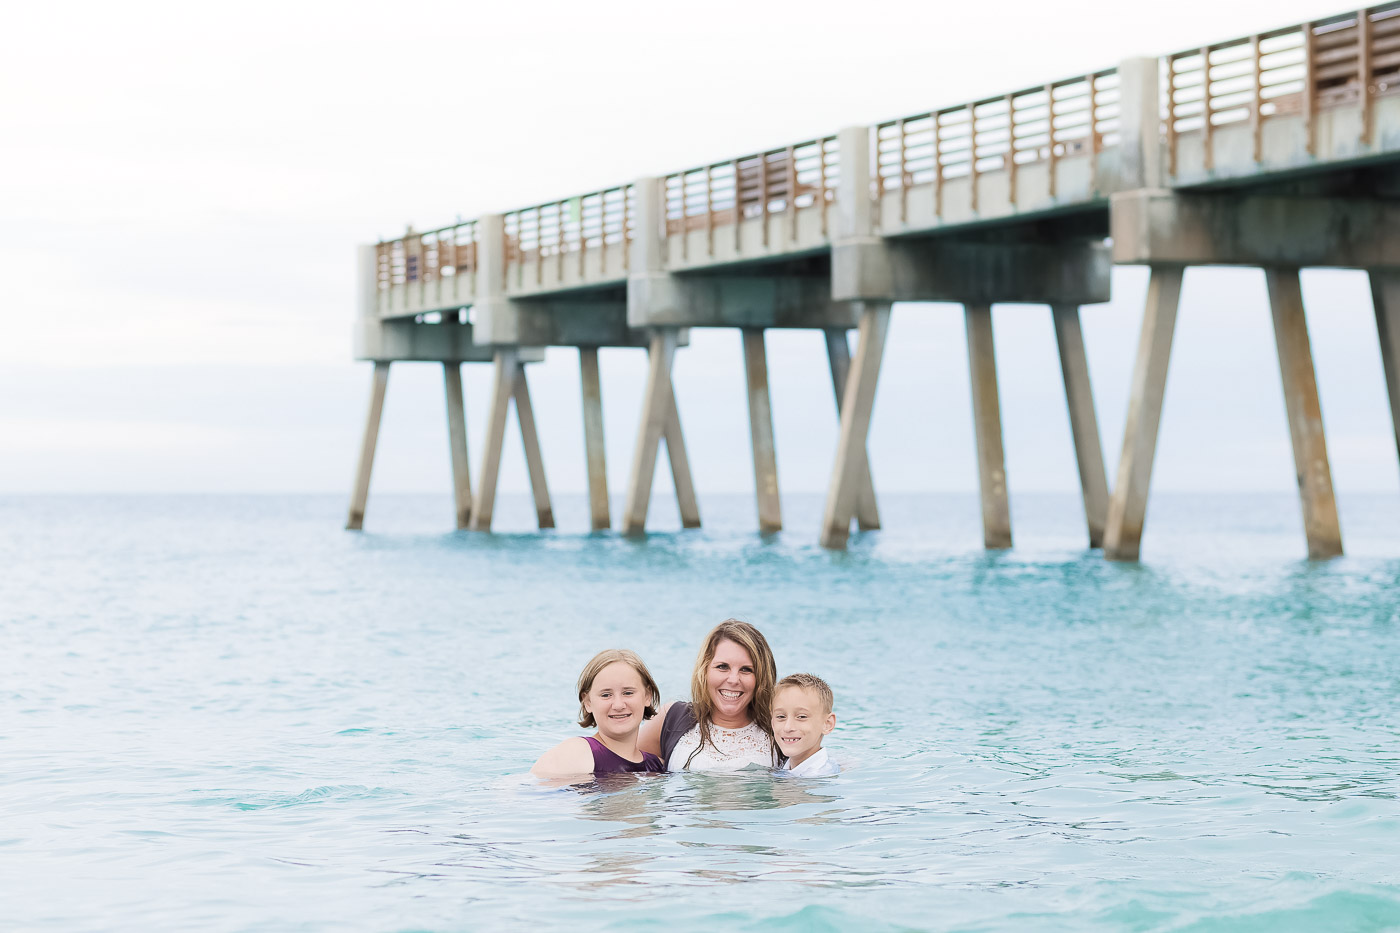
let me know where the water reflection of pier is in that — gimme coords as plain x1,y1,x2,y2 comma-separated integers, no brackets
349,7,1400,561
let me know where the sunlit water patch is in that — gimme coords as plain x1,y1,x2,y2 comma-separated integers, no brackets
0,493,1397,931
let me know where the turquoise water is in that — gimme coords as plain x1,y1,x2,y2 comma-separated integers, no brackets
2,493,1398,932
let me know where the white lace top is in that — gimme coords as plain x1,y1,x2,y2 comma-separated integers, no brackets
668,721,779,772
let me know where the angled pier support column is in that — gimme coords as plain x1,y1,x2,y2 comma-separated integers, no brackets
965,304,1012,550
821,304,891,549
742,328,782,533
1265,268,1342,559
663,384,702,529
622,329,679,535
579,347,611,531
512,365,555,530
469,350,519,532
347,361,390,531
1104,266,1184,562
824,329,880,531
1371,271,1400,466
1051,306,1109,548
444,363,472,530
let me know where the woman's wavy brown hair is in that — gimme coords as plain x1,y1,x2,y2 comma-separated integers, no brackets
684,620,778,768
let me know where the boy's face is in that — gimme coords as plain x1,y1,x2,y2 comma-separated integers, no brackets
771,685,836,765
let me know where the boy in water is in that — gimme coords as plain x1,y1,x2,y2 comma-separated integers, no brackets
771,673,839,776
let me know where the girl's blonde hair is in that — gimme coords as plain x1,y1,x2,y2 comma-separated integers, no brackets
576,649,661,728
685,620,778,767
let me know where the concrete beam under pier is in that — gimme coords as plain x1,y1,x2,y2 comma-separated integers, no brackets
627,270,860,331
831,239,1112,305
1111,190,1400,269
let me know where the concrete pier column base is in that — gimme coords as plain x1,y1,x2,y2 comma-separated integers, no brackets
1371,270,1400,467
824,329,880,531
1266,268,1342,559
469,349,520,532
512,365,555,530
742,328,782,533
820,304,891,549
1104,266,1184,561
444,363,472,530
1051,306,1109,548
579,347,611,531
346,361,390,531
965,304,1012,550
622,330,679,535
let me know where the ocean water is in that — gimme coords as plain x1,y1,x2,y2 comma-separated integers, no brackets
2,492,1398,932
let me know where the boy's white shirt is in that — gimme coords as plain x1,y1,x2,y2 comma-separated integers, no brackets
783,746,839,776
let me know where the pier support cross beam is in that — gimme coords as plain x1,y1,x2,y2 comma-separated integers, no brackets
821,304,891,549
469,349,520,532
1266,268,1342,559
1051,306,1109,548
824,329,880,531
622,330,679,535
513,365,555,530
346,361,390,531
444,363,472,530
1104,266,1184,562
1371,270,1400,467
965,305,1012,550
579,347,611,532
742,328,782,533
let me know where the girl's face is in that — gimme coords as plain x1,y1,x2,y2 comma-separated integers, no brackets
583,661,650,742
706,638,757,723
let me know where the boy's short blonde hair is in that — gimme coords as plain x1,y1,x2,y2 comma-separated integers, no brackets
776,673,834,716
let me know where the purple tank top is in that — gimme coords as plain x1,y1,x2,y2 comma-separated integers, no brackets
585,737,664,774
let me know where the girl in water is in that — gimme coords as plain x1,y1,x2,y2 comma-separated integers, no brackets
531,649,666,776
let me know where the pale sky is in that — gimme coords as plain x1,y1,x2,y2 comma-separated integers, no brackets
3,0,1397,500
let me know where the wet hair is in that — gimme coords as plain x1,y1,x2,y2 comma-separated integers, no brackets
776,673,834,716
576,649,661,729
686,620,779,768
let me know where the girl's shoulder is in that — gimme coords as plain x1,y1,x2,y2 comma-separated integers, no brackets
530,736,594,776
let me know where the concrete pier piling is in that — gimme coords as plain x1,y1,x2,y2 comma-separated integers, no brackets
964,304,1012,550
443,363,472,529
578,347,610,532
742,328,782,533
346,361,389,531
824,329,879,531
352,9,1400,554
1266,268,1341,559
820,304,891,550
1374,271,1400,465
1051,305,1109,549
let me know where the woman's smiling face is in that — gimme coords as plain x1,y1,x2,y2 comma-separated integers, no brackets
706,638,757,725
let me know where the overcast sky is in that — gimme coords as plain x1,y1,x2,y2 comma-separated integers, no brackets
3,0,1396,504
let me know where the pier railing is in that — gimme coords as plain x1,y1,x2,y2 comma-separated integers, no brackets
502,185,634,281
873,68,1121,218
375,220,478,292
368,3,1400,302
1165,4,1400,172
663,136,840,240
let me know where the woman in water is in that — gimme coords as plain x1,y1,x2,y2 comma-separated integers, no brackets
638,620,781,772
531,649,665,776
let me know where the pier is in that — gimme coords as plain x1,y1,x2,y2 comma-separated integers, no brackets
350,5,1400,559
